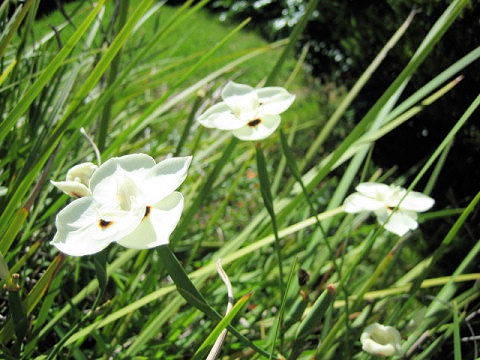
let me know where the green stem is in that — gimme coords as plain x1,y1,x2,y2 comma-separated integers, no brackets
174,93,203,156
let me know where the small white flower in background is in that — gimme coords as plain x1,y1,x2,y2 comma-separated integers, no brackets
197,81,295,141
343,182,434,236
51,154,191,256
51,162,98,198
0,186,7,196
361,323,402,357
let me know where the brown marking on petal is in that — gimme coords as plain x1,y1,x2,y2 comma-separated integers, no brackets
247,119,261,127
99,219,113,228
386,205,397,212
144,206,151,219
71,192,83,198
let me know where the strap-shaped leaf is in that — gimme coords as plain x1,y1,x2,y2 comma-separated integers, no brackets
192,293,251,360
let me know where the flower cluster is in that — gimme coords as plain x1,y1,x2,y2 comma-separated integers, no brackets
343,182,434,236
51,154,191,256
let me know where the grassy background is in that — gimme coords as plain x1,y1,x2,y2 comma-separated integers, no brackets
0,0,478,359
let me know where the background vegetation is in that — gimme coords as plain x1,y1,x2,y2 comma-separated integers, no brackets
0,0,479,359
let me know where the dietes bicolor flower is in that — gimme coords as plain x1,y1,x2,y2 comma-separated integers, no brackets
343,182,434,236
197,81,295,141
51,154,191,256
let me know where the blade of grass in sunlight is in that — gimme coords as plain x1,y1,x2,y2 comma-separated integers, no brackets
268,258,298,359
193,293,252,360
0,60,16,86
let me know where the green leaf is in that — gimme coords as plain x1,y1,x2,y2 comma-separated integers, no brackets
452,302,462,360
192,293,252,360
8,290,27,346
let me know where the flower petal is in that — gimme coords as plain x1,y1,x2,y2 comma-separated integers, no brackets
400,191,435,212
51,180,91,198
343,193,385,213
356,182,391,200
142,156,192,203
90,154,155,200
51,197,142,256
65,162,97,186
196,102,245,130
376,209,418,236
361,323,402,357
256,87,295,116
221,81,259,117
0,186,6,196
232,114,281,141
117,192,184,249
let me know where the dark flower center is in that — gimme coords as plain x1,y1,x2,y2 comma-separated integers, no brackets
247,119,261,127
144,206,151,218
99,219,113,228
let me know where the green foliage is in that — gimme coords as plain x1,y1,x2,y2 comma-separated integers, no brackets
0,0,478,359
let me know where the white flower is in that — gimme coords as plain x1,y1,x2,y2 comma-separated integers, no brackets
51,162,98,198
51,154,191,256
197,81,295,141
0,186,7,196
360,323,402,357
343,182,434,236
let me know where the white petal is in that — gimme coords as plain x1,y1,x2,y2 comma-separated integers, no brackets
377,210,418,236
356,182,391,200
343,193,385,213
221,81,259,117
142,156,192,203
117,192,184,249
65,162,97,186
400,191,435,212
256,87,295,116
361,323,402,357
51,180,91,198
197,102,245,130
232,114,281,141
51,197,142,256
221,81,255,99
90,154,155,200
361,338,399,357
0,186,6,196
